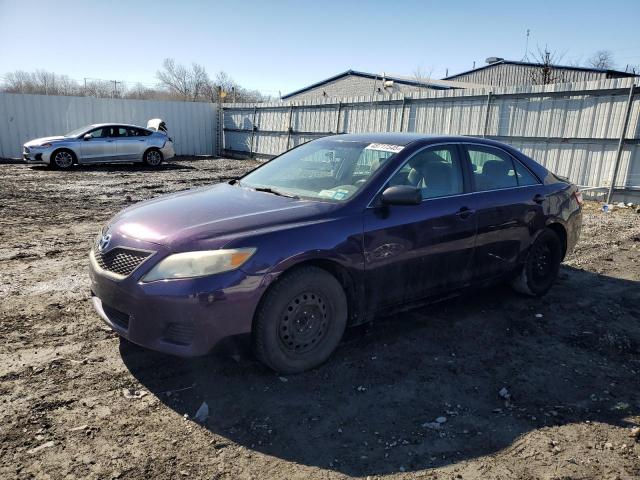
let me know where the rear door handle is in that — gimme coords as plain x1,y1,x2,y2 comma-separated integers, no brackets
533,194,545,204
456,206,476,219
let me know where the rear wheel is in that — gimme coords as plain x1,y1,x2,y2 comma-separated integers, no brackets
511,228,562,296
50,149,75,170
252,266,347,374
143,148,163,167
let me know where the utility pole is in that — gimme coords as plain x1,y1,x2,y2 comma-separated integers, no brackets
112,80,121,98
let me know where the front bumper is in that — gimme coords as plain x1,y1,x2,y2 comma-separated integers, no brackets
89,248,267,357
22,146,51,165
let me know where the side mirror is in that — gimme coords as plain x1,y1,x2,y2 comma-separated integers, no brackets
380,185,422,206
83,133,92,141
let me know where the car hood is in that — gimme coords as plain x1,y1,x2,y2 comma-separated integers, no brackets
107,183,339,250
24,136,66,147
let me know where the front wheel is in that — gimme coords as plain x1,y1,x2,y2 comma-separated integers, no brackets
50,150,75,170
252,266,348,374
143,149,163,167
511,228,562,296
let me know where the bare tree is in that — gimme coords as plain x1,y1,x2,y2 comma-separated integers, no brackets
2,61,270,103
529,46,566,85
83,79,116,98
412,65,434,84
156,58,193,100
586,50,616,70
191,63,210,102
3,71,34,93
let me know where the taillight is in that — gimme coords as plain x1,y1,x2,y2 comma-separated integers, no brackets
573,190,583,205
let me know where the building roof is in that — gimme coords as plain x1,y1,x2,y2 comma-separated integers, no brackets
443,59,638,80
281,70,482,100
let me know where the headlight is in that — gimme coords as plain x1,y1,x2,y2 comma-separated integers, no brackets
40,143,53,148
142,248,256,282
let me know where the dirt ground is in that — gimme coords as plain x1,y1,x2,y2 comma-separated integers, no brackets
1,158,639,480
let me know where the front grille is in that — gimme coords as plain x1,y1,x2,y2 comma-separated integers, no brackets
94,247,152,277
102,303,130,330
163,323,195,346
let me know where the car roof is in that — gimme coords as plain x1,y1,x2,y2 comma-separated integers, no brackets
89,123,151,130
329,132,514,148
330,132,431,146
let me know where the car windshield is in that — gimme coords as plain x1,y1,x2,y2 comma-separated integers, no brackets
64,125,93,137
240,139,403,201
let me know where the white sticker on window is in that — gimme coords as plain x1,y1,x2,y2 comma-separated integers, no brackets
365,143,405,154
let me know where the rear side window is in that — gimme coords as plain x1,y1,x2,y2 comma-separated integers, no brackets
466,145,540,190
388,146,464,200
467,145,517,191
512,159,540,186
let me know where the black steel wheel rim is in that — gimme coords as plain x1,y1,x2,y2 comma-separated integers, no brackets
278,291,329,354
531,241,553,283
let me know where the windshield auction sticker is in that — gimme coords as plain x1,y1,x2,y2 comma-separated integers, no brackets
365,143,405,154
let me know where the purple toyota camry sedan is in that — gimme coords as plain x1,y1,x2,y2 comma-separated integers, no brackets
89,133,582,373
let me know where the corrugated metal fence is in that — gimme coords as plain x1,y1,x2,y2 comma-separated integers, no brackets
0,93,218,159
222,77,640,190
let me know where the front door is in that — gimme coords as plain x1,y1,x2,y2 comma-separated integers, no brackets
462,143,546,280
79,127,117,162
363,145,477,310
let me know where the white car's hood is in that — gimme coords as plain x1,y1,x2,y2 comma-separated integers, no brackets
24,136,66,147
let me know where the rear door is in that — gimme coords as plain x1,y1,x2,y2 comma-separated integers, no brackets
115,127,148,160
79,127,117,162
363,144,478,309
462,143,545,281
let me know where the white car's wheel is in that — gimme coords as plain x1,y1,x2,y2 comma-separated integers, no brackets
51,150,75,170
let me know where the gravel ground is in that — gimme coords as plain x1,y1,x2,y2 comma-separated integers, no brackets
0,158,639,480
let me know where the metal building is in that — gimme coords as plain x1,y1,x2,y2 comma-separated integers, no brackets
281,70,485,102
444,58,638,87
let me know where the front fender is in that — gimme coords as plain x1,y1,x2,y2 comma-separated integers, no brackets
233,214,365,317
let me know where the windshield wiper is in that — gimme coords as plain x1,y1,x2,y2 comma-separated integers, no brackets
252,186,299,199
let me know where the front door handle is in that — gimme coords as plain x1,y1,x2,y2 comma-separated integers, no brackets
456,206,476,219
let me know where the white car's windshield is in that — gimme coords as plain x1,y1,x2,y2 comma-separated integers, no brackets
240,139,404,202
64,125,93,137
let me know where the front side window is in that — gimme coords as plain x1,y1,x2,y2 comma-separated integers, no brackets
65,125,93,137
88,127,110,139
240,139,403,201
387,146,464,199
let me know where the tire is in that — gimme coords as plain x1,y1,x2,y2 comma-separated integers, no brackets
50,149,75,170
252,266,348,374
511,228,562,296
143,148,163,167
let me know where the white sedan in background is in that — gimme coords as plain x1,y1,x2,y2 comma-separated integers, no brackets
22,119,175,169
